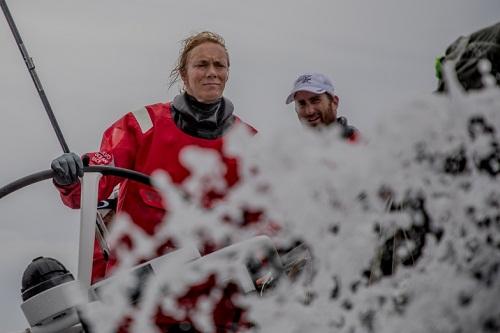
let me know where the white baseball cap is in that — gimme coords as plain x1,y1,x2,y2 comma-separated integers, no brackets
285,73,335,104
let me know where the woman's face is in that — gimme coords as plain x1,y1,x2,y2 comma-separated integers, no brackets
182,42,229,103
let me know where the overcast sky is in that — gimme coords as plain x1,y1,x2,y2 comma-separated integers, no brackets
1,0,499,330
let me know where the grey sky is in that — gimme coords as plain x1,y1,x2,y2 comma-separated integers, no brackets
0,0,499,330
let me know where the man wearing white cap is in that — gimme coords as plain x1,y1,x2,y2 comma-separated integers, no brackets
286,73,358,141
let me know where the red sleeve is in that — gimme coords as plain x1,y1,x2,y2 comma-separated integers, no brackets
348,130,361,143
55,112,144,208
234,117,258,135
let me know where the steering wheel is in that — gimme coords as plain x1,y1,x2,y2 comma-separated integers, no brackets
0,166,152,199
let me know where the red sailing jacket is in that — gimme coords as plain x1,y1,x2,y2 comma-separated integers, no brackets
56,102,256,283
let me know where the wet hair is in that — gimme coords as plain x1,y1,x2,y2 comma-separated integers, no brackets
169,31,230,89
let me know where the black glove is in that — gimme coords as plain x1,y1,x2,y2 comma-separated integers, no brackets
51,152,84,186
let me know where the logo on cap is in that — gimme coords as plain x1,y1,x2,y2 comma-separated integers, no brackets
296,74,313,85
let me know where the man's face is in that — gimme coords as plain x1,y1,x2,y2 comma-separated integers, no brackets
293,91,338,128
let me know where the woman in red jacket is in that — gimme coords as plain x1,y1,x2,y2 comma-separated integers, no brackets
51,31,256,283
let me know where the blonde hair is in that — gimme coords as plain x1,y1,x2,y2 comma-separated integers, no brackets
169,31,230,89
